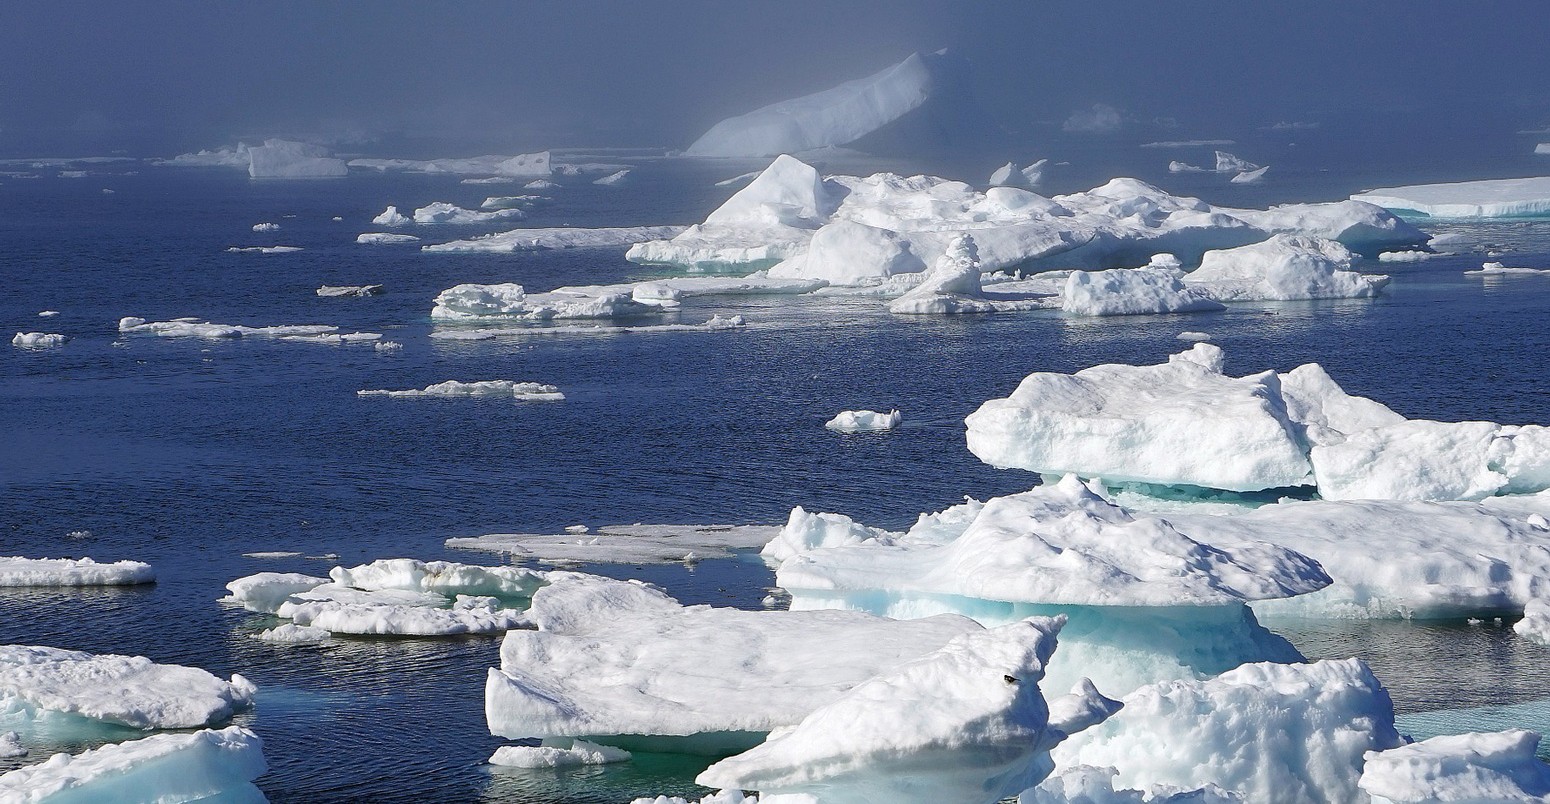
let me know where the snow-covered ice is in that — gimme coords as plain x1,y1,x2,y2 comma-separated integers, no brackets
225,245,303,254
1022,766,1241,803
488,739,631,769
1468,261,1550,276
1061,263,1224,317
446,524,780,565
221,572,330,614
316,284,382,297
423,225,686,254
356,380,563,400
1515,599,1550,645
430,283,662,321
0,645,255,729
479,195,543,211
254,624,331,644
355,232,420,244
372,206,410,226
11,333,67,349
429,315,748,340
1377,249,1440,262
1353,177,1550,218
0,732,22,759
410,202,525,225
1230,166,1269,184
1359,730,1550,803
1054,659,1401,804
0,557,153,587
36,311,59,318
0,725,265,803
825,409,901,432
1214,151,1260,173
1183,234,1389,302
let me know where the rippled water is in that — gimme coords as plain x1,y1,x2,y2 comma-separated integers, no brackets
4,157,1550,801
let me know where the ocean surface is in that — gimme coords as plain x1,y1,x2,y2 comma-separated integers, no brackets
3,148,1550,802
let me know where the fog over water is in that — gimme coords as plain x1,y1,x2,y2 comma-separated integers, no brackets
4,1,1550,161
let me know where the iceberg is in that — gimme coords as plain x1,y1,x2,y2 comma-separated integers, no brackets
1213,151,1260,173
686,52,936,157
347,150,550,177
990,160,1047,189
525,178,560,189
1183,234,1388,301
430,283,661,321
825,409,901,433
1515,599,1550,645
356,380,563,400
0,557,153,587
1053,659,1401,804
1229,165,1268,184
1468,261,1550,276
1022,766,1241,803
1359,730,1550,803
1061,262,1225,317
250,222,279,232
372,206,410,226
315,284,382,297
254,624,331,644
1311,420,1550,502
1169,161,1208,173
488,739,630,769
446,523,780,565
593,169,630,186
355,232,419,244
0,645,255,729
479,195,543,211
485,572,984,751
11,333,67,349
0,726,265,803
245,139,346,179
1352,177,1550,218
411,202,525,225
696,618,1104,804
155,144,252,169
423,225,686,254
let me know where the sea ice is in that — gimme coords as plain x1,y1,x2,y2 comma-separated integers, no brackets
1177,331,1212,341
446,524,780,565
411,202,525,225
1352,177,1550,218
254,624,331,644
1053,659,1401,804
0,557,153,587
0,732,22,758
1213,151,1260,173
315,284,382,297
119,317,338,339
430,283,661,321
479,195,543,211
1359,730,1550,803
423,225,686,253
372,206,410,226
1183,234,1388,301
824,409,901,432
990,160,1047,189
356,380,563,400
525,179,560,189
696,618,1096,804
347,150,550,177
593,169,630,186
251,222,279,232
225,246,302,254
0,726,265,803
11,333,67,349
1515,599,1550,645
429,315,748,340
1022,766,1242,803
246,139,347,179
1377,249,1439,262
36,311,59,318
485,572,984,749
0,646,255,729
1468,261,1550,276
355,232,419,244
221,572,330,613
1169,161,1208,173
488,739,630,769
1230,166,1268,184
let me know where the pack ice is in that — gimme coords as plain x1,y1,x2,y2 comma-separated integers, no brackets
627,155,1426,281
0,646,254,729
1352,177,1550,218
0,725,265,803
224,559,547,636
0,558,153,587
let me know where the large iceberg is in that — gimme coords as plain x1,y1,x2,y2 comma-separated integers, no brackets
1352,177,1550,218
0,558,153,587
1359,730,1550,803
696,618,1105,804
0,726,265,803
1183,234,1388,301
1053,659,1401,804
485,572,984,752
245,139,346,179
0,646,255,729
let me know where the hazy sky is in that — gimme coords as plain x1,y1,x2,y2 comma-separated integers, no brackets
4,1,1549,156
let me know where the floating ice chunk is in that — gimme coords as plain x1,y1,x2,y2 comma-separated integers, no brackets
1377,249,1439,262
686,52,936,157
246,139,346,178
1061,264,1225,316
485,573,982,746
374,341,402,352
357,380,563,400
1185,234,1387,301
372,206,410,226
447,523,780,565
488,739,630,769
241,551,300,559
277,587,529,636
715,171,761,187
1538,144,1550,155
0,725,265,803
255,624,331,644
479,195,543,211
424,225,686,254
11,333,67,349
348,150,550,176
1022,766,1242,804
430,282,660,321
278,331,381,344
37,311,59,318
225,245,302,254
430,315,747,340
411,202,525,225
525,178,560,189
0,732,22,758
767,220,924,285
356,232,419,244
1054,659,1400,804
0,557,152,587
593,169,630,186
329,558,547,598
156,144,252,169
761,507,897,564
221,572,329,613
1228,200,1429,253
0,646,255,729
1229,165,1268,184
965,344,1316,491
1515,600,1550,645
316,284,382,297
1169,161,1208,173
1176,331,1212,341
697,618,1081,804
1311,420,1550,502
1468,261,1550,275
1143,140,1236,149
632,793,760,804
1213,151,1259,173
251,222,279,232
990,160,1047,189
825,409,901,432
888,233,1002,314
1359,730,1550,803
118,317,337,339
1353,177,1550,219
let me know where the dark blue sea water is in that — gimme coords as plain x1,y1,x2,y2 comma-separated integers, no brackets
4,150,1550,802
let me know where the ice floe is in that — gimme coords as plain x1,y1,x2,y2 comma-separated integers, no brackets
593,169,630,186
11,333,67,349
1377,249,1440,262
119,317,339,340
355,232,419,244
1353,177,1550,218
0,732,22,759
1468,261,1550,276
1061,260,1224,317
372,206,410,226
825,409,901,433
1359,730,1550,803
0,645,255,729
348,150,550,177
422,225,686,253
251,222,279,232
356,380,563,400
254,624,331,644
36,311,59,318
0,557,153,587
1054,659,1400,804
225,245,302,254
246,139,346,179
430,283,660,322
488,739,631,769
316,284,382,297
446,524,780,565
429,315,748,340
0,726,265,803
409,202,525,225
1230,165,1268,184
1183,234,1388,301
479,195,543,211
485,572,985,750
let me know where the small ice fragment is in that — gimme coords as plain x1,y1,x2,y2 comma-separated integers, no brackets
593,169,630,186
824,409,901,432
12,333,67,349
0,732,23,758
37,311,60,317
252,222,280,232
357,380,563,400
255,624,331,644
488,739,630,768
564,525,589,534
374,341,403,352
1176,331,1212,342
